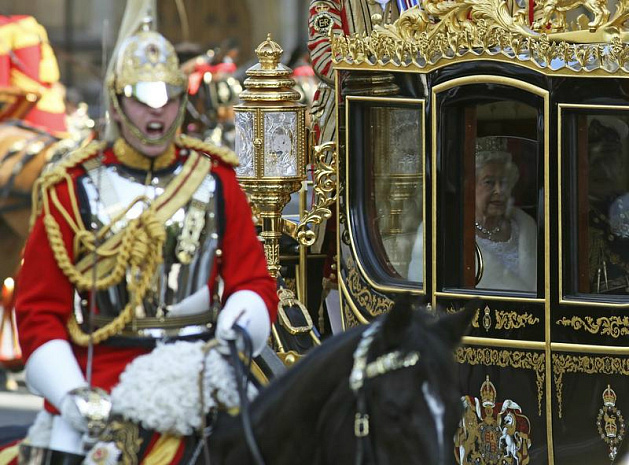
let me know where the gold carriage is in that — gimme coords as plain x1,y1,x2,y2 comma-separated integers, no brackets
324,0,629,463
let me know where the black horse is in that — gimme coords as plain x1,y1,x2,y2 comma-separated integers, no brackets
202,299,474,465
11,298,474,465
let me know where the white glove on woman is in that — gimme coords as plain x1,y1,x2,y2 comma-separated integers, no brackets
215,290,271,357
25,339,88,453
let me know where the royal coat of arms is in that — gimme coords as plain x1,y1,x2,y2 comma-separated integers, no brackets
455,375,532,465
596,384,626,463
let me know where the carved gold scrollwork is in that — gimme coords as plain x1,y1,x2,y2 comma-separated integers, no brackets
495,311,540,330
345,256,393,318
456,347,546,415
296,141,337,246
331,1,629,74
342,299,362,329
556,316,629,338
553,354,629,418
446,305,539,330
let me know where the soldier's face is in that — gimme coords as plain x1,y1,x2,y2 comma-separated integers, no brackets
114,95,181,158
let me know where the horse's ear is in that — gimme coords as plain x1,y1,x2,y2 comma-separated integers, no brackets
381,295,415,345
430,299,479,349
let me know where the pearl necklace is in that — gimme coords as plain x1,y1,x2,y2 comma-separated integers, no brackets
475,221,501,239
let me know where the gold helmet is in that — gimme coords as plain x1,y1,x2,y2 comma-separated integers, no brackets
107,19,188,145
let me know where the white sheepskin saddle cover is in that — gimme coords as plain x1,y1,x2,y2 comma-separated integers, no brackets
110,340,258,436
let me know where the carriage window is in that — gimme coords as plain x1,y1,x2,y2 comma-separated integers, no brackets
347,99,424,284
564,111,629,297
440,97,540,294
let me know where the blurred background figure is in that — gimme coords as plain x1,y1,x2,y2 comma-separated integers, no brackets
180,39,243,149
286,45,317,118
0,15,67,135
0,14,70,391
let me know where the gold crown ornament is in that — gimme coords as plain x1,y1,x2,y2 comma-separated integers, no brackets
603,384,618,407
480,375,497,407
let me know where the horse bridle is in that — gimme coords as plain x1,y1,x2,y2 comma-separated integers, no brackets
349,320,421,465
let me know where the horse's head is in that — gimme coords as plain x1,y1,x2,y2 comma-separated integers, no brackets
352,297,475,465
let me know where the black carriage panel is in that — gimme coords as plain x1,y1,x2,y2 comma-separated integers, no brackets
550,350,629,465
440,296,545,343
556,103,629,347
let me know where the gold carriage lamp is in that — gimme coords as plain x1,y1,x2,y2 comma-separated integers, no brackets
234,34,307,278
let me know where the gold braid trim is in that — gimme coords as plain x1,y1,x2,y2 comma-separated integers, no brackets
64,150,210,346
67,210,166,346
31,139,211,346
176,133,239,167
32,141,167,346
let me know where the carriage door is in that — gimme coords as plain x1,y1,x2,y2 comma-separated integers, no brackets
555,103,629,464
433,76,549,464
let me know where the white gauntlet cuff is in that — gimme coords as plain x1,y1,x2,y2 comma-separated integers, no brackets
216,290,271,357
25,339,87,410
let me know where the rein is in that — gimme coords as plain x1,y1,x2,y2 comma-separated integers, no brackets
349,320,421,465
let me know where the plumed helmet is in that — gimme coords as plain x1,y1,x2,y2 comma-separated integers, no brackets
108,19,187,109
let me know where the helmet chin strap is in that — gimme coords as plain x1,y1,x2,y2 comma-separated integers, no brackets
109,88,188,147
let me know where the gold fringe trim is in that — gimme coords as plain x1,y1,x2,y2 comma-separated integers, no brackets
176,133,239,167
113,138,176,171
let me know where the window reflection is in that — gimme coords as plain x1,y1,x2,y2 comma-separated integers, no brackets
576,114,629,295
370,106,423,281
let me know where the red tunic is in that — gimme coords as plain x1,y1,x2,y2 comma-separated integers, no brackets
15,144,278,412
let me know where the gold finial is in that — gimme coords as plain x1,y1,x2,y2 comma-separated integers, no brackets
255,33,284,70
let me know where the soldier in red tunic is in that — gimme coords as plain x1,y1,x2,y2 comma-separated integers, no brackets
14,13,277,459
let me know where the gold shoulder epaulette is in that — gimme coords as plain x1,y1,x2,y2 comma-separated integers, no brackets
29,140,106,230
176,133,239,167
38,140,106,189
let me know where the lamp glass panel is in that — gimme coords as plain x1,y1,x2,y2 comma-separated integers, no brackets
264,111,297,177
235,111,255,177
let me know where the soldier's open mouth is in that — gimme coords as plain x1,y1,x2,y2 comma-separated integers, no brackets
146,122,164,136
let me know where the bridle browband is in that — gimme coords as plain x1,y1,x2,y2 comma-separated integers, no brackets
349,320,421,465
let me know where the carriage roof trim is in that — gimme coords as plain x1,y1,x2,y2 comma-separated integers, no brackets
330,1,629,77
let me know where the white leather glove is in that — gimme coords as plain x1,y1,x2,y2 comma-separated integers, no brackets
25,339,88,453
166,286,211,317
215,290,271,357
